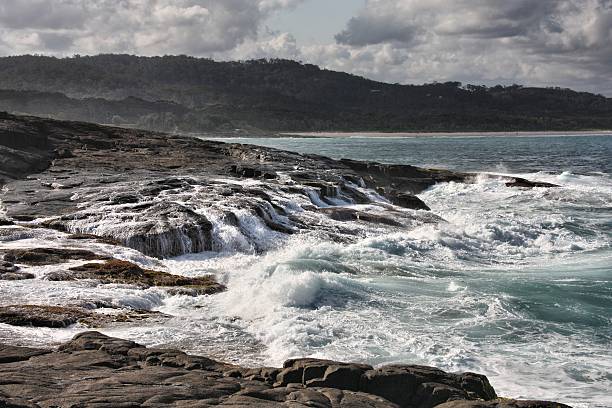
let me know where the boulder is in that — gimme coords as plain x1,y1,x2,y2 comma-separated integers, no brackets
360,365,497,408
276,358,373,392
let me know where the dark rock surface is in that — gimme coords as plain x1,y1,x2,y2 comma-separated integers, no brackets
505,178,559,188
0,332,571,408
2,247,109,266
0,260,34,280
436,400,572,408
0,305,91,328
0,305,168,328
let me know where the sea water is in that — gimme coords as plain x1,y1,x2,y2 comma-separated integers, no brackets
195,134,610,407
2,134,610,407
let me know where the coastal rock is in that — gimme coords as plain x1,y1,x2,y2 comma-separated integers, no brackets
0,114,558,258
0,332,570,408
0,344,50,364
0,260,34,280
0,305,169,328
435,399,572,408
46,201,215,258
66,259,225,293
360,365,497,408
318,207,404,227
505,178,559,188
273,359,498,408
389,193,431,211
0,305,90,328
2,247,109,266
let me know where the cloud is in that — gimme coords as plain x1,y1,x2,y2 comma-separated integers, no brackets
327,0,612,94
0,0,303,55
0,0,610,94
0,0,88,30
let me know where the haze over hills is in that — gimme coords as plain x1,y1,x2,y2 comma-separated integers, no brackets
1,54,611,133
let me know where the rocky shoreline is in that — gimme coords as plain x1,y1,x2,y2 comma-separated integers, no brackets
0,113,568,407
0,331,570,408
0,112,555,258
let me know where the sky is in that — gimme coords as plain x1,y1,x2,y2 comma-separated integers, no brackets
0,0,611,95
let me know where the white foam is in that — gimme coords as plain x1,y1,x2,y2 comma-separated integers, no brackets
1,169,610,407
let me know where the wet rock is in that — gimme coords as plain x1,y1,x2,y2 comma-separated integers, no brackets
230,164,272,179
1,113,558,260
3,247,109,266
109,192,140,204
505,178,559,188
360,365,497,408
66,233,122,245
307,365,367,391
54,147,74,159
389,193,431,211
139,177,196,196
0,305,90,328
0,332,569,408
253,202,298,234
0,304,170,329
319,208,404,227
435,399,573,408
50,201,215,258
304,181,340,198
0,260,34,280
42,270,76,281
276,358,373,392
163,285,225,296
67,259,224,293
0,261,18,273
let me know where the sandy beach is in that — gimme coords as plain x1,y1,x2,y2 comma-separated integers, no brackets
280,130,612,138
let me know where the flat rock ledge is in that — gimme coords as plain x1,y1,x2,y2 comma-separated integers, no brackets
0,331,571,408
0,113,559,259
1,247,224,295
0,305,169,328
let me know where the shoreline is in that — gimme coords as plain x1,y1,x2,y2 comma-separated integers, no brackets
0,330,572,408
0,113,601,407
278,130,612,138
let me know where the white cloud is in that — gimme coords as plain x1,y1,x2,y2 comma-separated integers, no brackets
327,0,612,94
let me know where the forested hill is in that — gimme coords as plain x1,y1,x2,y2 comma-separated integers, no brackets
1,54,611,133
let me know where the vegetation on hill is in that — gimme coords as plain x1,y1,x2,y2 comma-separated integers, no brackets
0,54,611,132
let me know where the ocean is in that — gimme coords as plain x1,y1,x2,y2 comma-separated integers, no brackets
3,134,610,407
196,134,611,407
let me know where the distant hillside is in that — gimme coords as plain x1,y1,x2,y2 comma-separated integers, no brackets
0,54,611,132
